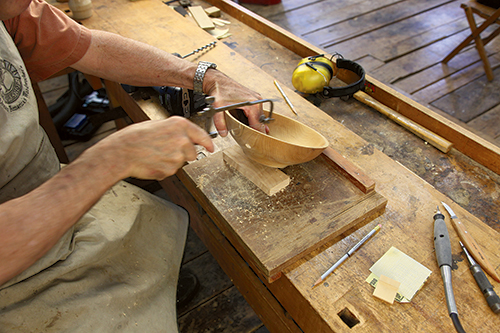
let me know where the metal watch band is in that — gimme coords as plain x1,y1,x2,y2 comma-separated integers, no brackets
194,61,217,94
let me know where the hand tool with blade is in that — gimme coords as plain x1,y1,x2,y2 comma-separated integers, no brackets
196,96,275,137
459,241,500,314
441,201,500,283
434,206,467,333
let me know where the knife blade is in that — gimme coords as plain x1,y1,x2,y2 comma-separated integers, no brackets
441,202,500,283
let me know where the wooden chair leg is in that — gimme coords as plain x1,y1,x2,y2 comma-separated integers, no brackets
465,6,494,81
442,4,500,69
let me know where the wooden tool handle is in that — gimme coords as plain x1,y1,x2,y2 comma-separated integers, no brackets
354,91,453,153
451,219,500,283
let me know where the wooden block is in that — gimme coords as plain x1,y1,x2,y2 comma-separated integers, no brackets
373,275,401,304
223,145,290,196
205,6,221,18
322,147,375,193
188,6,215,30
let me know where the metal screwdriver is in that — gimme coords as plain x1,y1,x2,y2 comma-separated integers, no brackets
459,241,500,314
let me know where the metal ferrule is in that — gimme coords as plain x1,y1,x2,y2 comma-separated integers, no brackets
440,265,458,315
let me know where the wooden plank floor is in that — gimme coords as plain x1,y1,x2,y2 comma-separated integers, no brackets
239,0,500,146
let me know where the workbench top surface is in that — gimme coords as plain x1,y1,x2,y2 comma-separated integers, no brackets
55,0,500,331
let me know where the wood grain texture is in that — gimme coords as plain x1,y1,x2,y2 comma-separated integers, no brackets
354,91,453,153
431,66,500,122
160,176,301,333
188,5,215,30
67,1,500,331
223,145,290,196
183,150,387,281
205,0,500,176
321,147,375,194
225,109,329,168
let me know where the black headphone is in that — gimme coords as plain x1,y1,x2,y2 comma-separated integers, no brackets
291,54,365,98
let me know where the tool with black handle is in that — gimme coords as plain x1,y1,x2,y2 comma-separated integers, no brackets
122,42,218,118
459,241,500,314
434,206,467,333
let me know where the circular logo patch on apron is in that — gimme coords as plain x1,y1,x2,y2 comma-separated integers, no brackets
0,59,30,112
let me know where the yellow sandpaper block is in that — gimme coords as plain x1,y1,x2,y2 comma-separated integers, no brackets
223,145,290,196
205,6,221,18
188,6,215,30
373,275,401,304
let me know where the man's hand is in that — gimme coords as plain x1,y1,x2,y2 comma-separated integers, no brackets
204,71,267,137
81,116,214,181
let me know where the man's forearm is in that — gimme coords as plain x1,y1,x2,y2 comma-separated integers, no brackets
0,116,213,286
72,30,199,89
0,151,122,286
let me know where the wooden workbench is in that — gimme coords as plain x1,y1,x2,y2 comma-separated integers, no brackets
58,0,500,331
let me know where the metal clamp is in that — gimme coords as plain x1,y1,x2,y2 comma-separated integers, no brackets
197,96,274,137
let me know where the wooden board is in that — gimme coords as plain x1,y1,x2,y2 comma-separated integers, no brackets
182,150,387,282
188,5,215,30
411,52,500,104
223,145,290,196
307,0,452,47
431,66,500,122
369,29,473,84
267,0,399,43
330,5,466,62
160,176,302,333
395,46,489,95
467,103,500,145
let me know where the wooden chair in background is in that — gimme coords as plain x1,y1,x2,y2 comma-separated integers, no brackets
442,1,500,81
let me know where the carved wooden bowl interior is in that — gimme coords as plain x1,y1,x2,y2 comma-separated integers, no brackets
225,110,329,168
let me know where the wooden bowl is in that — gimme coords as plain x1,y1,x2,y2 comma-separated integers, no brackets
224,110,329,168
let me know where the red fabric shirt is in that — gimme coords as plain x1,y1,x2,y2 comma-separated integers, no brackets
3,0,92,82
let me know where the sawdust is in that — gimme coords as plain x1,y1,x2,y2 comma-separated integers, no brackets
196,174,210,190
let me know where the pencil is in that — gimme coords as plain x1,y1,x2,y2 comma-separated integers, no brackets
313,224,381,287
274,80,298,115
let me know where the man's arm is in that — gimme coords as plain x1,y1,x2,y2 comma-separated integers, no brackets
71,30,266,135
0,117,214,286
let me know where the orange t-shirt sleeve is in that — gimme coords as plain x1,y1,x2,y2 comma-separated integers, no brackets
4,0,92,82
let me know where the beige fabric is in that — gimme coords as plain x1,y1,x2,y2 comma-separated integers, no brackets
0,129,60,205
1,8,188,332
0,181,188,332
0,22,44,190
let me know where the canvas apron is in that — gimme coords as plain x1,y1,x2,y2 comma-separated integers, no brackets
0,23,188,332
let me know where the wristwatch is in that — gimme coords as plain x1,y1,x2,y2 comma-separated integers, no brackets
194,61,217,94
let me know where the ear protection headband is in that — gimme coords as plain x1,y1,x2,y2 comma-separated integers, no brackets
291,54,365,98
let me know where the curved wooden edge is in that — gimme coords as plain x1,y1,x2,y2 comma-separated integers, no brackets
206,0,500,175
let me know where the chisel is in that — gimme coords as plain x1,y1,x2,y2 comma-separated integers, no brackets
441,202,500,283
